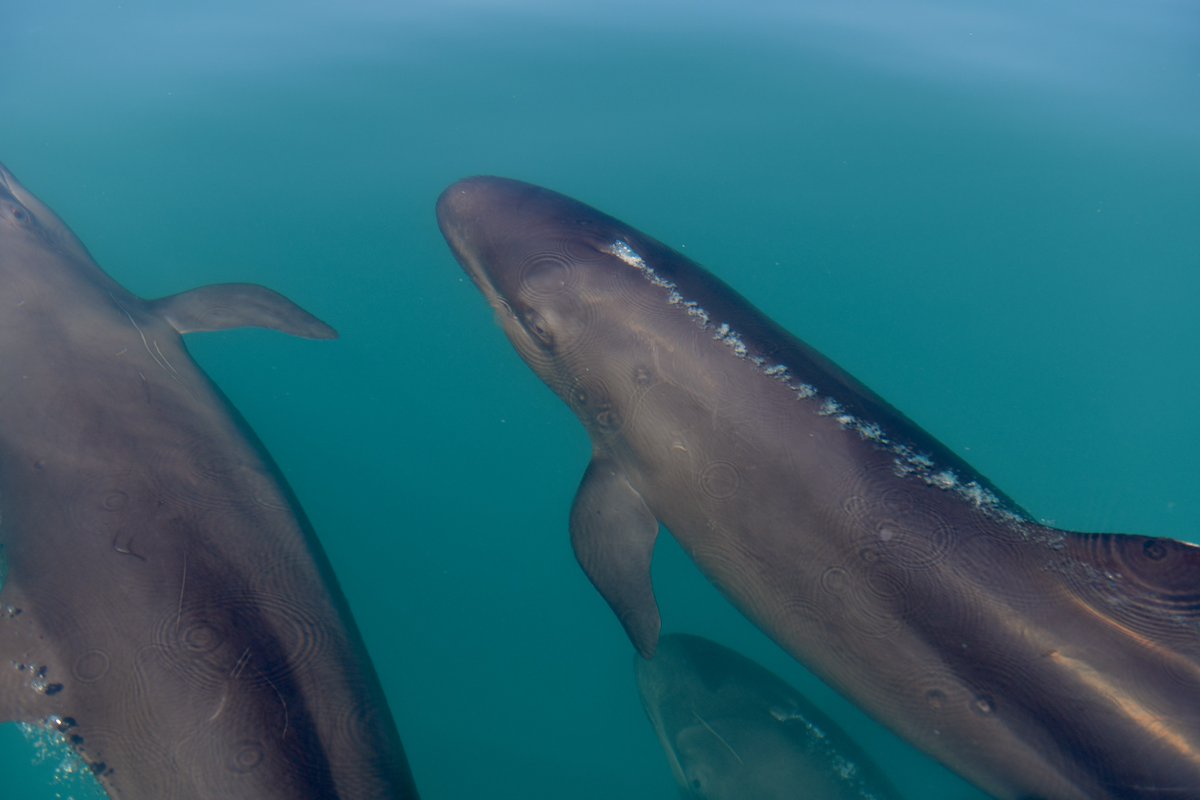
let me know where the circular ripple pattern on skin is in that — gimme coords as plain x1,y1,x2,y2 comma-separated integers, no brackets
72,649,112,683
840,461,958,572
954,522,1047,613
867,511,956,571
146,435,253,512
332,696,389,755
518,249,583,299
1095,535,1200,613
818,564,904,641
513,251,604,361
1062,534,1200,690
150,589,325,691
226,739,266,774
698,460,741,502
251,481,291,512
325,693,417,793
567,372,627,436
79,660,176,800
632,363,656,387
62,484,134,545
562,234,612,265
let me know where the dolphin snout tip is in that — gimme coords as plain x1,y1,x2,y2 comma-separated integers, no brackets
436,175,535,229
436,176,497,229
434,180,470,225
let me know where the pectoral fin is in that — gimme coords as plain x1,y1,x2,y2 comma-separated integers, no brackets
149,283,337,339
570,458,662,657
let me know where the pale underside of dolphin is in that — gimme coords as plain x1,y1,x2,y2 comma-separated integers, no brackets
0,162,419,799
438,175,1200,800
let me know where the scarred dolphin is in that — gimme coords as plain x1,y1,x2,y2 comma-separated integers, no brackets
438,175,1200,799
636,633,904,800
0,162,419,799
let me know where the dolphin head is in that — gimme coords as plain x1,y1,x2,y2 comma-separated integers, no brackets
636,634,904,800
635,635,789,800
437,175,680,437
0,162,100,270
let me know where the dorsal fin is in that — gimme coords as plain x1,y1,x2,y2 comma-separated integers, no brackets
148,283,337,339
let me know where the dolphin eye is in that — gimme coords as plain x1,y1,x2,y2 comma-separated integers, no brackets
6,205,29,225
522,308,554,348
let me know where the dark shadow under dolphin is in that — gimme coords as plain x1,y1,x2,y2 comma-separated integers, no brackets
0,162,419,799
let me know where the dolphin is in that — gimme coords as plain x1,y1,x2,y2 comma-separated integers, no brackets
438,175,1200,799
636,633,904,800
0,162,419,799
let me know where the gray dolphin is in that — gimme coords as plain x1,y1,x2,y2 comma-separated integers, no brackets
637,633,904,800
438,176,1200,799
0,162,419,799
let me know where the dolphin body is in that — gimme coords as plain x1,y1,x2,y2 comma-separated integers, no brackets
438,176,1200,799
636,633,904,800
0,163,419,799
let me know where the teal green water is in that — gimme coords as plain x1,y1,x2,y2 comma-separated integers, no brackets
2,1,1198,797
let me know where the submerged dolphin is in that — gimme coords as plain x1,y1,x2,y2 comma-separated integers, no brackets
636,633,903,800
438,176,1200,799
0,163,419,799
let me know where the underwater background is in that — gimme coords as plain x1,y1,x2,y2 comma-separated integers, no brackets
1,0,1198,797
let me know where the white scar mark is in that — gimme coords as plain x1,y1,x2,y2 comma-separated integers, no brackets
260,671,290,737
608,239,1026,525
109,292,180,379
208,690,230,723
152,339,179,377
210,654,290,738
175,552,189,632
111,531,146,561
693,709,743,766
230,647,252,680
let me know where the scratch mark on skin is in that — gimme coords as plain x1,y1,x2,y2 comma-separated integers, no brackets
111,531,146,562
693,708,743,766
208,690,229,723
260,671,290,738
230,647,252,680
175,552,188,632
110,293,171,374
152,339,179,377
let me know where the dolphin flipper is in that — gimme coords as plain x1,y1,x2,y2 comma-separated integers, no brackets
570,458,661,658
149,283,337,339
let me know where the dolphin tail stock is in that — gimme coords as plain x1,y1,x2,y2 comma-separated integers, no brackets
147,282,338,339
569,457,662,658
1055,528,1200,644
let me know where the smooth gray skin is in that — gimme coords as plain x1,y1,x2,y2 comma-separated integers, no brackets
637,633,904,800
0,163,419,799
439,176,1200,800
